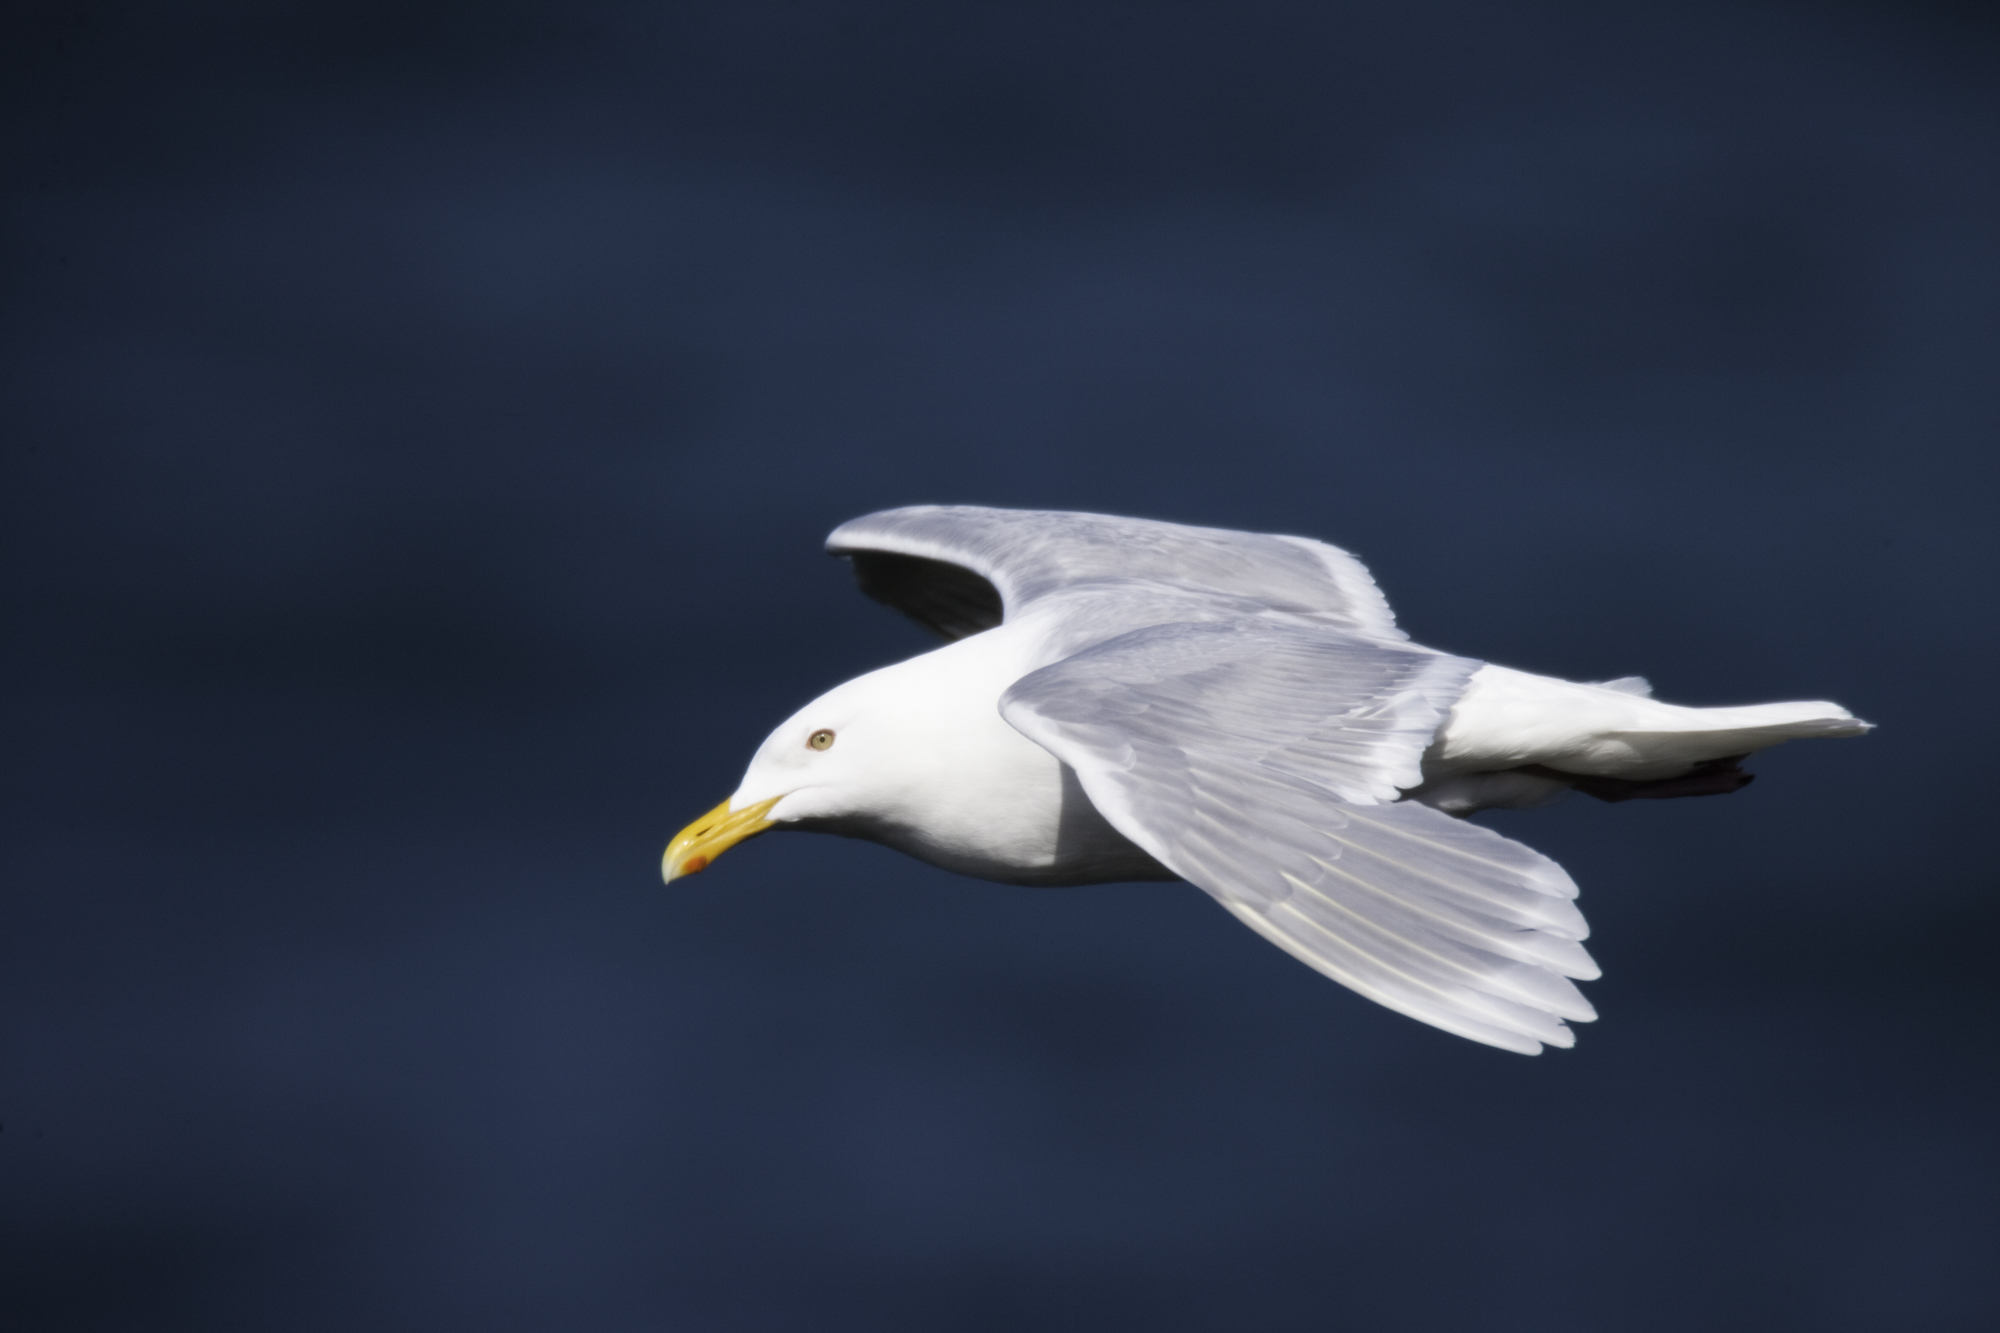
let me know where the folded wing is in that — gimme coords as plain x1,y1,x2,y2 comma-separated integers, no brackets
1000,621,1601,1054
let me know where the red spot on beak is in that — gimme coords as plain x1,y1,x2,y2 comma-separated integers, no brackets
682,855,709,875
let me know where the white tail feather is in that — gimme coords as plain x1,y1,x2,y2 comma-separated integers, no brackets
1432,666,1872,782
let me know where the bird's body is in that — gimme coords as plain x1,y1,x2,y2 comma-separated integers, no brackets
667,507,1870,1053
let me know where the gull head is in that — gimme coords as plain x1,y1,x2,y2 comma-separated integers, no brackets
660,627,1064,886
661,669,913,883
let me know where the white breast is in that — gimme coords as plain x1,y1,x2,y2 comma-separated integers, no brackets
845,626,1173,886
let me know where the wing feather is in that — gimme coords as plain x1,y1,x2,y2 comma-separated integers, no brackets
828,506,1404,642
1000,620,1600,1054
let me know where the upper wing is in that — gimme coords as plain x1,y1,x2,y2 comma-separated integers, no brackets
999,620,1600,1054
827,506,1404,642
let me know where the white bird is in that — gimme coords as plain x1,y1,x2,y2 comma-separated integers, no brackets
664,507,1870,1053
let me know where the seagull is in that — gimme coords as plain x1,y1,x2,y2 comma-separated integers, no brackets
663,507,1870,1053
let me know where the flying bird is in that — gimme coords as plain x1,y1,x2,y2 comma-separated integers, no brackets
663,507,1870,1053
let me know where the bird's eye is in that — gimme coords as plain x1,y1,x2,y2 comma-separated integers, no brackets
807,729,836,751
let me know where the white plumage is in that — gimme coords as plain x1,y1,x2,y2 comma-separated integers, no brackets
666,506,1870,1054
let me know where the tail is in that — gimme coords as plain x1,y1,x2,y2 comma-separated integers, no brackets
1434,665,1873,784
1589,698,1871,779
1621,696,1866,745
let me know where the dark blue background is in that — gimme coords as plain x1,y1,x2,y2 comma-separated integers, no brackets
4,3,1996,1329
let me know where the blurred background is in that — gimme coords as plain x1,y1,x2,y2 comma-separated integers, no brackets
3,2,1996,1329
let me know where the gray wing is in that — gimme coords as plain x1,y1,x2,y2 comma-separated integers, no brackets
999,620,1601,1055
827,506,1404,642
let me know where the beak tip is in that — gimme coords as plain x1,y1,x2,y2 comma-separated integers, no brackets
663,854,708,882
661,795,780,885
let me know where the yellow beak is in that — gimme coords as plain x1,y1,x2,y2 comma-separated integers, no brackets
661,795,783,882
